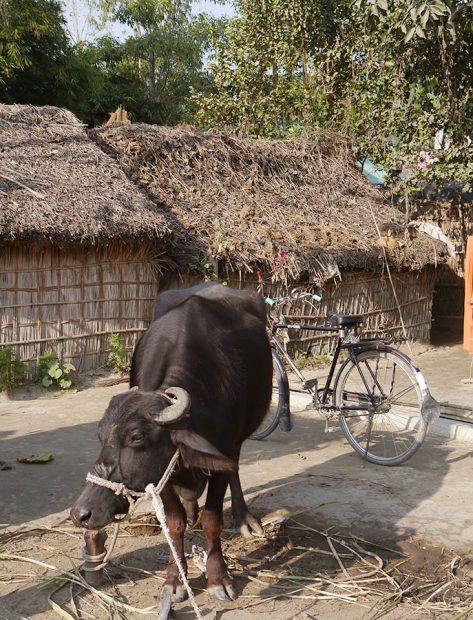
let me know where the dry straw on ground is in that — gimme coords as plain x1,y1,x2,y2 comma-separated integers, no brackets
1,515,472,619
95,124,446,282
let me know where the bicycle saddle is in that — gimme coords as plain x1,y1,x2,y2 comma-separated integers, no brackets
328,313,363,327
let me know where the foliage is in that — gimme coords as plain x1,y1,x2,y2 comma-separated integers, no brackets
37,351,75,389
0,0,106,121
85,0,219,125
189,256,219,281
294,353,331,371
195,0,348,138
107,333,128,373
326,0,473,192
0,346,26,392
197,0,473,192
0,0,61,82
0,0,220,126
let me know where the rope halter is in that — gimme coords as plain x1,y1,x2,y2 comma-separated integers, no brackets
81,447,203,619
85,448,180,515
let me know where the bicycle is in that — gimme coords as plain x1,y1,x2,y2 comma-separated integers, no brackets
250,290,440,466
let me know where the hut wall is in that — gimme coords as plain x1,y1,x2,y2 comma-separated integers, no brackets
411,202,472,274
410,201,472,340
164,266,436,356
0,244,160,376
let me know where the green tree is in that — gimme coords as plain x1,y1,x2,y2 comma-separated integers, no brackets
197,0,473,190
0,0,105,119
195,0,350,137
326,0,473,190
89,0,217,125
0,0,59,83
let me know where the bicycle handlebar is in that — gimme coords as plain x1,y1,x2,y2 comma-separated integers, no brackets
265,290,322,307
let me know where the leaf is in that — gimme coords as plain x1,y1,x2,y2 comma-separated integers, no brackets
47,363,59,376
421,9,429,28
62,363,76,373
59,379,72,390
42,376,53,387
416,25,426,38
404,26,416,42
17,452,53,464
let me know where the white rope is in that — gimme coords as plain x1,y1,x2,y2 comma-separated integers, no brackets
83,449,204,619
146,483,204,620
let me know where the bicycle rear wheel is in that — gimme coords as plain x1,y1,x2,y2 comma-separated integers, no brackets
334,347,427,466
250,351,286,440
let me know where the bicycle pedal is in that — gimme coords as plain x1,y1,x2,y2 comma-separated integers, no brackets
303,378,318,390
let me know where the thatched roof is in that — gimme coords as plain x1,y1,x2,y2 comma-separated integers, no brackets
0,105,171,246
95,123,446,282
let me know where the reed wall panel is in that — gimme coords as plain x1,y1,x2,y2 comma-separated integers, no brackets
0,244,161,375
174,266,436,355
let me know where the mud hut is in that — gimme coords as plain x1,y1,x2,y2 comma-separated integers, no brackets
0,105,171,374
95,124,446,351
405,186,473,343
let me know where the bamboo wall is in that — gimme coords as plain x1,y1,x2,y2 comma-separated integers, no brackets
273,268,436,355
0,244,160,375
171,266,436,355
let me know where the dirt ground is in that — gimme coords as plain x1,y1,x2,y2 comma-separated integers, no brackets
1,343,473,619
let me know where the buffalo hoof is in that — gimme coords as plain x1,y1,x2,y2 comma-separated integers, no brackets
161,583,188,605
239,512,264,538
207,582,237,601
158,586,173,620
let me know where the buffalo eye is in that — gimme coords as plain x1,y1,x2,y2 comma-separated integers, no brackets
128,430,145,446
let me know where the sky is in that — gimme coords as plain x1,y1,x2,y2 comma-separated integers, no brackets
63,0,236,44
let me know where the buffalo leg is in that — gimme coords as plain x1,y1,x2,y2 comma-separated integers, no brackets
181,498,200,527
229,471,264,538
160,486,188,604
83,529,107,587
202,472,236,601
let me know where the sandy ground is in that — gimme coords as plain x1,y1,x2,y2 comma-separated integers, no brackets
1,343,472,619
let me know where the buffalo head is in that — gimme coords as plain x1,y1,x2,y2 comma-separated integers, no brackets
70,387,236,530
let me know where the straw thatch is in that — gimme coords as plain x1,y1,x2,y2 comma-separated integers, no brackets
0,105,171,245
0,105,173,375
95,123,447,282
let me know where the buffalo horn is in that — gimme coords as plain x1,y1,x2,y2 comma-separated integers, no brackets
154,387,191,425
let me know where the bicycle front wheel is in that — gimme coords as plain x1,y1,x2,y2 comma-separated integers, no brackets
250,351,286,440
334,347,427,466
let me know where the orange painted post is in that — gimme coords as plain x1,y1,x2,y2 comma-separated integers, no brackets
464,236,473,355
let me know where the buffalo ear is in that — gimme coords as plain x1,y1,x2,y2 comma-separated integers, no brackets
170,430,237,472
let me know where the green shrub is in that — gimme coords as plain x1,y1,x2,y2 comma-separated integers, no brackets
107,333,128,373
37,351,75,389
189,256,218,282
294,354,332,371
0,346,26,392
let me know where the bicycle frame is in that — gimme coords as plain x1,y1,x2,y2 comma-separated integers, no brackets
270,321,391,414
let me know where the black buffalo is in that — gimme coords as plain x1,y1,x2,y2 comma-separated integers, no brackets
70,283,272,604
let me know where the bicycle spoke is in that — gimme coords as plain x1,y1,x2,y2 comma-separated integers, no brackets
337,349,426,465
387,382,418,404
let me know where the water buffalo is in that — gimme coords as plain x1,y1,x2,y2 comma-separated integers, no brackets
70,283,272,605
